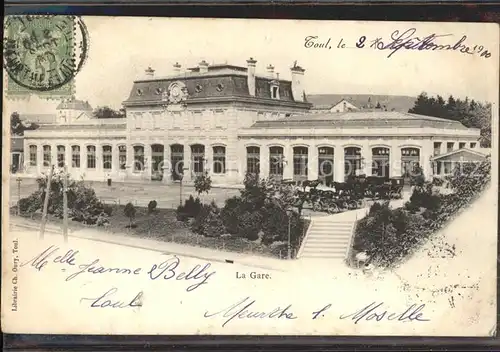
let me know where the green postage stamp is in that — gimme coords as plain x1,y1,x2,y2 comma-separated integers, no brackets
3,15,89,99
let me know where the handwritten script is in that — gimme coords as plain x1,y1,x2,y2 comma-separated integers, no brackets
304,28,492,59
204,297,430,327
20,246,432,324
21,245,216,294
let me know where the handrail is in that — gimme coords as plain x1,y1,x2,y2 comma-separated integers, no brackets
344,212,358,267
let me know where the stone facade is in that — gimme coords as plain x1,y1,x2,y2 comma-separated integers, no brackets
20,59,484,185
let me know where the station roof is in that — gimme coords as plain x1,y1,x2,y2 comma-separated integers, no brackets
248,111,470,130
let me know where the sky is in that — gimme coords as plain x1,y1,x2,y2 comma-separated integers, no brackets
4,17,499,114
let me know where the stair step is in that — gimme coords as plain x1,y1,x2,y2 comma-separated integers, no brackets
301,252,346,258
309,229,351,236
306,237,350,243
302,246,346,252
312,224,353,229
304,245,347,251
307,233,352,239
307,236,350,242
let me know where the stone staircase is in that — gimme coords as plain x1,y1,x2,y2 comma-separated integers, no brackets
298,217,355,260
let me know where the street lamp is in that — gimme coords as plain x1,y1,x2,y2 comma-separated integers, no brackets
179,172,184,206
286,207,293,260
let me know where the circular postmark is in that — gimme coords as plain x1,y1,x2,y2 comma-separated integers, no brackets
3,15,89,92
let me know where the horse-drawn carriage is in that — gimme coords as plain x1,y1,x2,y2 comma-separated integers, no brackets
288,176,404,214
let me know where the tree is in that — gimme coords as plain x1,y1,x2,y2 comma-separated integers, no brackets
10,112,39,136
409,92,492,147
93,106,125,119
124,202,136,228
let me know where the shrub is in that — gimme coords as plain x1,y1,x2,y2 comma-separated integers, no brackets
124,202,136,228
410,165,425,187
220,196,244,234
25,172,110,225
235,211,262,241
260,201,304,246
178,195,202,218
353,202,433,267
407,183,441,211
432,177,445,186
18,191,43,215
102,204,113,216
148,200,158,214
191,201,225,237
194,171,212,195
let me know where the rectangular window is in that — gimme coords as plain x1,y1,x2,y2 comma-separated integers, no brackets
459,142,466,149
72,146,80,168
213,146,226,174
271,86,278,99
43,145,51,166
470,142,477,149
447,142,454,152
433,142,442,156
29,145,37,166
103,145,112,170
87,145,96,169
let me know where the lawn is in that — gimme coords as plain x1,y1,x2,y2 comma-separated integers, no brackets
16,203,296,259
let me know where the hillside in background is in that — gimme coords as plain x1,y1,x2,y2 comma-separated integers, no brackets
306,94,417,112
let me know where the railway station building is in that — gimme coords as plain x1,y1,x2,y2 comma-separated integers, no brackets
21,58,488,185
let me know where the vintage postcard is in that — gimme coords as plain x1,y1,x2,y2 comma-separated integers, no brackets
2,16,498,336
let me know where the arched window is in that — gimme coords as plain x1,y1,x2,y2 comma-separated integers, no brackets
171,144,184,180
191,144,205,175
401,147,420,178
102,145,112,170
43,145,51,167
246,146,260,175
372,147,390,177
29,145,37,166
213,146,226,174
344,147,362,177
269,146,284,178
87,145,96,169
57,145,65,167
72,146,80,168
133,145,144,172
118,145,126,170
293,146,308,181
318,147,334,185
151,144,164,173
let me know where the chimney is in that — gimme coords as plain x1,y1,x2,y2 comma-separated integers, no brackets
199,60,209,74
173,62,182,74
246,57,257,96
145,67,155,78
266,64,275,78
290,62,305,102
